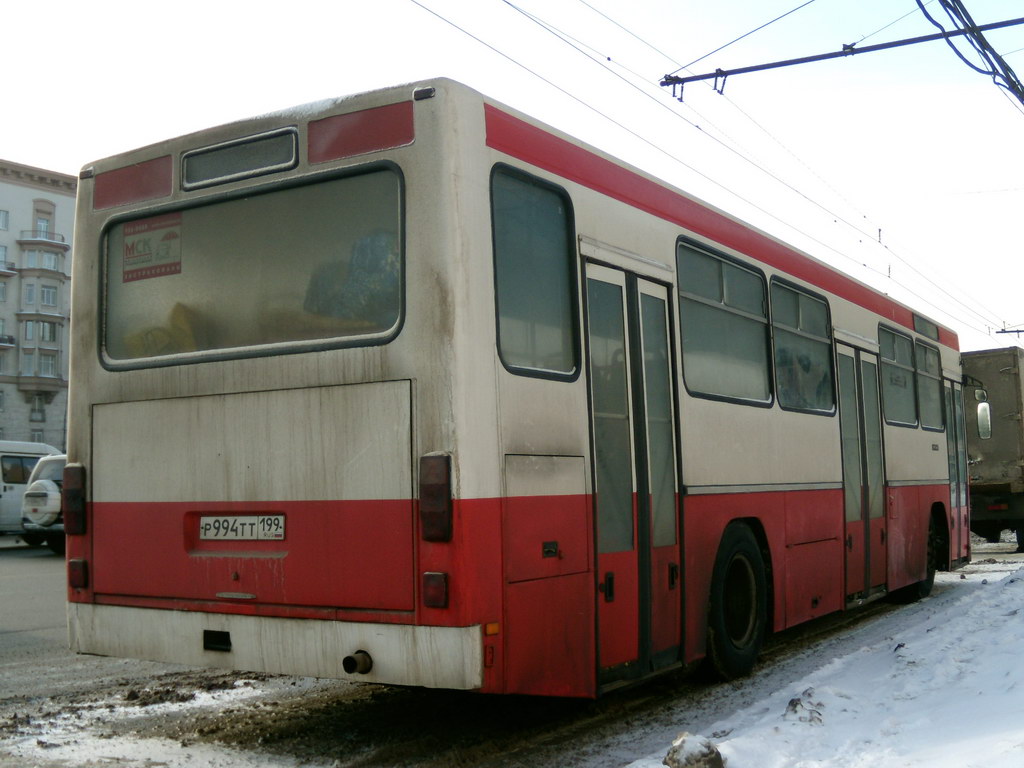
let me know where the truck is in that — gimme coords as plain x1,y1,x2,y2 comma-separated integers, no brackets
963,346,1024,545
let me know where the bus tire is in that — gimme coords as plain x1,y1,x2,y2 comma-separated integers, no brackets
706,523,767,680
891,515,938,604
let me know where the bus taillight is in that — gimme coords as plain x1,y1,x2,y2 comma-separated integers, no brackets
62,463,87,535
419,454,452,542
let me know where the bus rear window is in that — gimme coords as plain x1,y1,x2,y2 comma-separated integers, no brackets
103,169,402,363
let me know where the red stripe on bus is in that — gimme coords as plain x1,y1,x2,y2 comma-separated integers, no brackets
93,155,173,210
484,105,959,350
308,101,415,164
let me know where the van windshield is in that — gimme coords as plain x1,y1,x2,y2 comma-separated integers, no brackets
103,168,403,363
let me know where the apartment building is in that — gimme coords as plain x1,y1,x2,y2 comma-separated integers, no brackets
0,159,76,448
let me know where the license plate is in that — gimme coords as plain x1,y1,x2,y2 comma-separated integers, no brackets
198,514,285,541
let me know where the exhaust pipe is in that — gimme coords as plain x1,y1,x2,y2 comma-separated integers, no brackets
343,650,373,675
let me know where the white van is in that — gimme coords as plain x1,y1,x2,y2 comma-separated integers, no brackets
0,441,61,544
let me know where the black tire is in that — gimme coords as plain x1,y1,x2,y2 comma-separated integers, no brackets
46,535,65,556
19,533,45,547
706,523,768,680
891,516,938,604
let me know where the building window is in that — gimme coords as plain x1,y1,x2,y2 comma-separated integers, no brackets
40,285,57,306
31,430,44,443
0,390,4,410
24,250,38,268
23,284,35,306
42,252,58,271
0,245,6,264
40,321,57,343
491,166,578,378
0,210,8,230
879,327,917,426
24,321,34,342
39,354,57,377
36,217,51,236
21,350,34,376
771,281,835,413
678,242,770,403
0,282,6,302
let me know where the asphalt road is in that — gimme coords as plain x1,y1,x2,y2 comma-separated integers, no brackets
0,537,178,705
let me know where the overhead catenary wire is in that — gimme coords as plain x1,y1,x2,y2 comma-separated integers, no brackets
666,0,820,76
407,0,1011,338
570,0,1010,333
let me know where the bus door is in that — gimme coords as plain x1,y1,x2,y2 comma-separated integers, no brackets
585,263,681,684
837,345,886,602
944,381,969,561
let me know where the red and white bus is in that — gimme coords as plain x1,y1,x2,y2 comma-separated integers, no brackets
64,78,969,698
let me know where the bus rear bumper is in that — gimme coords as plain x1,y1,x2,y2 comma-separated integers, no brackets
68,603,484,690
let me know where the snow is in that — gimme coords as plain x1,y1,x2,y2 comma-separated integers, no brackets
6,545,1024,767
630,548,1024,768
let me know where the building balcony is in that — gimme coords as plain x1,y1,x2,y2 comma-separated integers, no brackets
16,231,70,251
0,335,15,348
16,375,67,393
0,262,16,276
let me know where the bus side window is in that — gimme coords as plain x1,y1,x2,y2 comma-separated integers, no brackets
770,281,834,414
491,166,577,378
677,243,770,404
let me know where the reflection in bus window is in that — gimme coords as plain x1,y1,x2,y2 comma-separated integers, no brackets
879,327,917,426
491,167,577,377
771,282,834,413
104,169,402,362
915,341,944,430
304,231,400,327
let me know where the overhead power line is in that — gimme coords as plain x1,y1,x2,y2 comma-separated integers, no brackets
918,0,1024,108
407,0,1010,338
660,16,1024,97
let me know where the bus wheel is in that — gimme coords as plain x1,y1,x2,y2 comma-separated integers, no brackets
706,523,767,680
891,516,938,604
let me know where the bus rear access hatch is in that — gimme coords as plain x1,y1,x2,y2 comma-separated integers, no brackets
88,381,414,611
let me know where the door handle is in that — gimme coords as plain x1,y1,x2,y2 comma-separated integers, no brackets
598,572,615,602
668,562,680,590
846,533,854,551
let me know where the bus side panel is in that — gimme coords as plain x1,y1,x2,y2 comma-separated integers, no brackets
500,455,594,696
682,489,845,664
782,489,844,624
505,573,595,696
885,484,945,591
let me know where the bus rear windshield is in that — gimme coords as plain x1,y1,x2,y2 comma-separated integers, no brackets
103,168,402,363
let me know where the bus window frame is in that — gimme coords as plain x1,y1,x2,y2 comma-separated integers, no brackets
915,338,945,434
878,324,919,429
489,163,581,383
768,276,837,418
675,237,774,409
97,162,407,372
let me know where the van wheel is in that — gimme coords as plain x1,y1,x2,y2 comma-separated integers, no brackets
19,533,44,547
46,535,65,556
706,523,767,680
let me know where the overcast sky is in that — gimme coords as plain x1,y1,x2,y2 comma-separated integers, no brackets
6,0,1022,351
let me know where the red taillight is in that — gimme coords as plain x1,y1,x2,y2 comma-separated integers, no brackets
62,463,87,535
68,558,89,589
422,572,449,608
419,454,452,542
